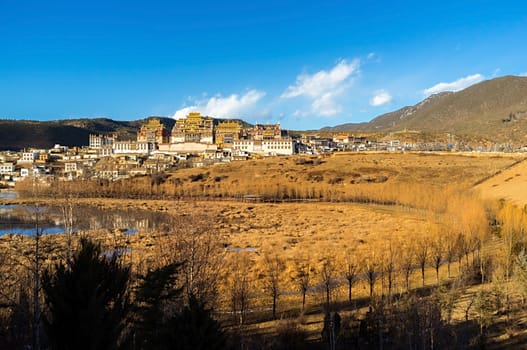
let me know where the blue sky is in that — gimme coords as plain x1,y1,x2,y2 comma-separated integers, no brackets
1,0,526,130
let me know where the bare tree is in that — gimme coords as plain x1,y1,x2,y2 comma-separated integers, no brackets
384,243,396,298
320,257,335,312
415,237,429,287
365,255,378,298
401,244,414,291
431,236,443,284
444,231,456,279
33,211,42,350
52,179,78,268
28,179,47,350
496,203,524,322
344,250,359,304
0,201,50,350
455,233,466,274
263,254,284,319
160,213,224,306
474,288,494,340
295,260,310,312
229,253,251,326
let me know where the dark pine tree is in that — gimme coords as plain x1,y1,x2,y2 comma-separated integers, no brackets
131,264,226,350
132,263,183,350
164,293,226,350
42,238,130,350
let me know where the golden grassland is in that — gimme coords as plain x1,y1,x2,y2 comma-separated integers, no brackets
475,157,527,205
123,152,520,203
4,152,522,291
4,152,527,346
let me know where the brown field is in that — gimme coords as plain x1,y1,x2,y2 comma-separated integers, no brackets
475,157,527,205
4,152,527,347
14,151,518,205
124,152,520,203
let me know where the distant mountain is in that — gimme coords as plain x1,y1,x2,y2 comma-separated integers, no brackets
0,116,253,151
323,76,527,143
5,76,527,150
0,117,175,151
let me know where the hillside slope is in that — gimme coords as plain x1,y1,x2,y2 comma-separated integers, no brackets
0,117,175,150
0,116,255,151
325,76,527,143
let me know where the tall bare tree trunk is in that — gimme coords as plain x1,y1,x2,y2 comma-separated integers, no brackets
32,203,43,350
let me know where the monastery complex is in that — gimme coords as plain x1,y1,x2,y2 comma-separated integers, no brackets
90,113,295,157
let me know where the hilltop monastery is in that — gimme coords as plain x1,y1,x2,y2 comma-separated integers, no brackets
90,113,295,157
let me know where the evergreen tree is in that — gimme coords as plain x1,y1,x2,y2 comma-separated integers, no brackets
131,264,226,350
132,263,183,350
164,293,226,350
42,238,130,350
9,289,32,349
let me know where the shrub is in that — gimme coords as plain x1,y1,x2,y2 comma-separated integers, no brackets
295,158,313,165
189,173,207,182
308,173,324,182
328,177,343,185
214,175,228,182
374,175,388,183
150,173,169,186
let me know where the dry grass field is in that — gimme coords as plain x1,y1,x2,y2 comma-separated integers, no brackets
4,152,527,348
16,151,515,205
154,152,520,201
475,157,527,205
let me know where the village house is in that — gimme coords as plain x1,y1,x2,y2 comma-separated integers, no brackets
232,138,294,156
0,162,16,175
113,141,153,155
18,151,40,163
89,133,116,149
63,162,84,179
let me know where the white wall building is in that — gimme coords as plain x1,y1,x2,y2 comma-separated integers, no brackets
113,141,153,155
0,163,15,175
64,162,84,179
233,138,294,156
19,152,40,163
64,162,78,173
158,142,217,154
89,134,116,149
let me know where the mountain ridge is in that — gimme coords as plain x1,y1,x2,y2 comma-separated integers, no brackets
0,116,252,151
2,76,527,150
323,75,527,143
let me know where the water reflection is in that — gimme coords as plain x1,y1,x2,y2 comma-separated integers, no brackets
0,190,17,200
0,203,170,236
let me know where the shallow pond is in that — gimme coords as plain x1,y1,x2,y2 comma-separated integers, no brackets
0,192,171,236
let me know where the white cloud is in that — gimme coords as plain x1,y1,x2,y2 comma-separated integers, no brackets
370,90,393,106
293,109,309,117
281,59,360,116
423,74,484,96
367,52,381,63
492,68,501,77
173,106,196,119
312,92,343,116
519,72,527,77
172,89,265,119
